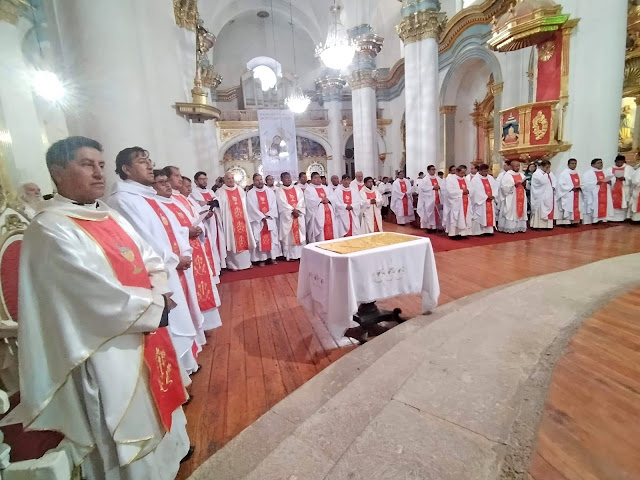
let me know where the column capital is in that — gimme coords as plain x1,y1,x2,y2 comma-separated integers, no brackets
490,82,504,95
348,69,378,91
316,74,346,102
396,9,447,45
440,105,457,114
349,24,384,71
0,0,25,25
173,0,198,31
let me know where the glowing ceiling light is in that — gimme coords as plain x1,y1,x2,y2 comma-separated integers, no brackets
285,85,310,114
33,70,66,102
316,5,355,71
253,65,277,91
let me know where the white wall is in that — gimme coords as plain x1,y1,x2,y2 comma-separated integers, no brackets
379,89,405,177
495,47,532,111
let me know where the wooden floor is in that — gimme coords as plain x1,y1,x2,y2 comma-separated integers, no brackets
529,286,640,480
178,223,640,478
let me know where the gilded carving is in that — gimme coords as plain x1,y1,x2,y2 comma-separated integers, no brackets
439,105,457,114
532,111,549,140
348,70,378,90
0,0,24,25
219,129,253,143
396,10,447,45
537,41,555,62
173,0,198,31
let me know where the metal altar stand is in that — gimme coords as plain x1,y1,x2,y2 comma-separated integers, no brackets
345,302,404,343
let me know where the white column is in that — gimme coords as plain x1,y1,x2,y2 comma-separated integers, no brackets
397,8,446,180
316,74,346,178
0,18,51,192
350,78,378,177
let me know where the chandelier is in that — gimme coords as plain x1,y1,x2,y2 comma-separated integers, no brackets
285,0,310,113
316,4,355,70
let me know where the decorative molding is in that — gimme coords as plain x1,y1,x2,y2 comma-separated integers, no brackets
219,128,255,144
396,9,448,44
348,69,378,90
376,58,404,90
216,86,241,102
218,120,329,130
0,0,25,25
173,0,198,31
316,74,347,103
440,105,457,114
298,127,329,143
490,81,504,96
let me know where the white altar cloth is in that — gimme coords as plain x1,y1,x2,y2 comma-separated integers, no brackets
297,233,440,341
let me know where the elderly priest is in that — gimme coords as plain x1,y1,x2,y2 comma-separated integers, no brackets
16,136,190,479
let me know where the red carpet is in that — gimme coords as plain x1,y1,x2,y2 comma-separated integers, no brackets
219,222,619,283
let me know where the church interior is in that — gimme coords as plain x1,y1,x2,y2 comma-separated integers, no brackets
0,0,639,479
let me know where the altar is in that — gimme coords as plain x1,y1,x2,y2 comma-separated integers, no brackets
297,233,440,342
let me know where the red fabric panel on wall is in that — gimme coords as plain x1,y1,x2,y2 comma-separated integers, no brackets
536,31,562,101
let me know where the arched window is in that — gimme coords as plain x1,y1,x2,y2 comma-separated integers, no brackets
307,161,326,178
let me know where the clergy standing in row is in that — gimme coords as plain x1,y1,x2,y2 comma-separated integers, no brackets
556,158,583,226
109,147,200,375
276,171,306,260
444,166,472,237
498,160,528,233
470,163,497,236
529,160,556,230
247,173,281,266
304,171,337,242
417,165,443,231
607,155,634,222
217,172,256,270
582,158,613,225
391,171,415,225
191,171,227,273
332,174,361,237
20,136,190,478
360,176,383,233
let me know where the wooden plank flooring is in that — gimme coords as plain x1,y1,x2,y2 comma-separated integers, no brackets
177,223,640,478
529,286,640,480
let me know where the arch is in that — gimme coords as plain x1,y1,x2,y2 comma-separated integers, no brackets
340,130,387,160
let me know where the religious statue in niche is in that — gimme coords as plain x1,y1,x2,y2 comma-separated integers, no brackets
619,104,634,151
502,114,520,145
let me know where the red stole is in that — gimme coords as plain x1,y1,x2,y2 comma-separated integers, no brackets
174,194,195,217
357,184,364,191
512,174,525,218
547,174,555,220
200,191,223,262
284,187,301,245
430,178,441,205
224,188,250,252
481,178,494,227
315,187,334,240
163,202,217,311
457,178,469,218
201,191,213,202
594,171,608,218
144,198,188,297
342,189,354,237
611,167,625,209
365,191,380,232
570,173,581,220
255,190,272,251
71,216,186,431
399,181,409,216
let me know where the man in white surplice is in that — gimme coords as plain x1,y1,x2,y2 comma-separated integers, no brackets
276,171,306,260
16,136,189,479
359,176,383,233
444,166,472,237
304,171,337,243
109,147,200,375
529,160,556,229
417,165,444,231
498,160,528,233
350,171,365,193
217,172,256,270
495,161,511,225
246,173,281,265
606,155,634,222
582,158,613,225
556,158,583,226
469,163,498,236
391,171,415,225
331,174,362,237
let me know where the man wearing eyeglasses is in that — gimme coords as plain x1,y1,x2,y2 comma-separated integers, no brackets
108,147,200,376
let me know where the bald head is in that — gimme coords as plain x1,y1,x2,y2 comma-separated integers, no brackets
224,172,236,187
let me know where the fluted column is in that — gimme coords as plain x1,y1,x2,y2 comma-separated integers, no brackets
316,74,346,178
397,6,446,180
348,25,383,178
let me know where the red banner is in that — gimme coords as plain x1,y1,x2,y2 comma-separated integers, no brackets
255,190,272,251
399,181,409,216
284,187,301,245
224,188,250,252
315,187,334,241
512,174,525,218
570,173,581,220
536,32,562,102
457,178,469,218
481,178,494,227
595,171,608,218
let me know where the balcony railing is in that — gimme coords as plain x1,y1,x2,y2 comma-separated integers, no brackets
219,109,328,122
341,109,384,121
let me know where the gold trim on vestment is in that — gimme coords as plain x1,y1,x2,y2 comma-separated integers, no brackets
315,232,419,254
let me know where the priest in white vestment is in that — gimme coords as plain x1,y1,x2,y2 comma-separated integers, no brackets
109,147,200,375
190,171,227,272
498,160,528,233
469,163,498,235
16,137,189,479
556,158,583,226
217,172,256,270
391,171,415,225
378,177,392,211
330,175,340,191
582,158,613,225
350,171,365,192
630,162,640,222
529,160,556,229
18,182,42,220
331,174,362,237
359,176,383,233
465,164,478,184
444,166,472,237
495,161,511,225
155,169,222,334
246,173,281,265
304,171,337,243
276,172,306,260
417,165,444,231
606,155,634,221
